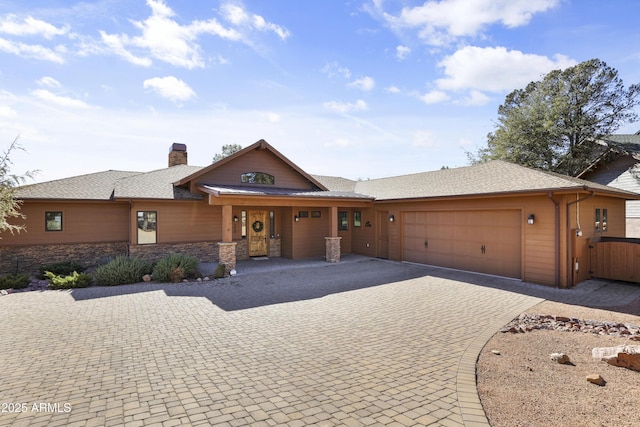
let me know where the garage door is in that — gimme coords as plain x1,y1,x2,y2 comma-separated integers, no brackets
403,210,521,279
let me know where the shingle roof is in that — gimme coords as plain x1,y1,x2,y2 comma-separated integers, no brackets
15,158,637,202
344,160,637,200
16,170,141,200
601,134,640,155
114,165,204,199
16,166,204,201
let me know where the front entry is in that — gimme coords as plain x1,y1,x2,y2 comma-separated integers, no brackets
248,210,268,257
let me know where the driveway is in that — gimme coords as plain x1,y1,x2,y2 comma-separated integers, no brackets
1,256,639,427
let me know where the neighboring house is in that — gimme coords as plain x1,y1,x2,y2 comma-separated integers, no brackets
1,139,638,288
577,132,640,237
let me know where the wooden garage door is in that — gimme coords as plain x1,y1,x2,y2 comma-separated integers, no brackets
403,210,521,279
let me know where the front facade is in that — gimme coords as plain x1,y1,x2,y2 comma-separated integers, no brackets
1,139,637,288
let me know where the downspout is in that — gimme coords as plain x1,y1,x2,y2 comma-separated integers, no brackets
547,192,560,287
127,200,132,256
565,190,595,288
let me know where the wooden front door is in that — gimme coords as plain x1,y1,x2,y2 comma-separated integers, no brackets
248,210,268,257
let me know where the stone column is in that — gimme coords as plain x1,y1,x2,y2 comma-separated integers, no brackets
325,237,341,263
217,242,237,274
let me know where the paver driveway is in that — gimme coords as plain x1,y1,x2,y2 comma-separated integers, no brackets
1,256,637,427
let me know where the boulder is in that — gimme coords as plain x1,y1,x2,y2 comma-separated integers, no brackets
592,345,640,372
142,274,152,282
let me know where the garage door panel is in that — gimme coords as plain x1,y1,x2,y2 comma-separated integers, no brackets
403,210,521,279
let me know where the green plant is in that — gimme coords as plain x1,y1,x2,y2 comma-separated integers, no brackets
37,261,86,280
45,271,93,289
152,253,199,282
213,263,227,279
0,273,31,290
94,255,152,286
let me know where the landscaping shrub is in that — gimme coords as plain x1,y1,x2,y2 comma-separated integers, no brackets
45,271,93,289
213,263,227,279
0,274,31,290
37,261,86,280
152,253,199,282
94,256,152,286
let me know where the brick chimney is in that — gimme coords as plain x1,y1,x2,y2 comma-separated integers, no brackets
169,143,187,167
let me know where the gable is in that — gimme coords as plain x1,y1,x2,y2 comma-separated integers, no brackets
197,148,316,189
177,140,327,192
581,154,640,194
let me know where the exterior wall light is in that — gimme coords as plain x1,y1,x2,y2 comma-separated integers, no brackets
389,215,395,222
294,215,299,222
233,215,239,222
527,214,535,225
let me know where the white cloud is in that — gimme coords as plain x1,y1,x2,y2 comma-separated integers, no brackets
419,90,449,104
396,45,411,60
462,90,491,106
321,62,352,79
374,0,559,46
221,3,290,40
348,76,375,91
323,99,368,113
31,89,92,109
435,46,577,93
0,37,65,63
385,85,401,94
36,77,61,88
100,0,242,69
0,14,69,39
143,76,196,102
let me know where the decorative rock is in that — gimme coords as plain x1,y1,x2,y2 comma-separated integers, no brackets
501,313,640,339
550,353,571,364
0,289,8,296
491,350,501,355
142,274,152,282
593,345,640,371
203,277,210,281
586,374,605,386
196,278,202,282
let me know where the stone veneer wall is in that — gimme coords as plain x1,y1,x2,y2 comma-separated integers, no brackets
0,242,129,275
269,238,281,258
325,237,342,263
129,242,220,264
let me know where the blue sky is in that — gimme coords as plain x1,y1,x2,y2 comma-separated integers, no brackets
1,0,640,183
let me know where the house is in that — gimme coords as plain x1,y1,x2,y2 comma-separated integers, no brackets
576,132,640,237
2,139,638,288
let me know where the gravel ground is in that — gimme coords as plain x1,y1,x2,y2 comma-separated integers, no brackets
477,298,640,427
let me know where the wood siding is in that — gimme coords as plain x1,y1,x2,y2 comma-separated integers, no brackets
0,201,129,245
131,200,222,245
198,149,317,190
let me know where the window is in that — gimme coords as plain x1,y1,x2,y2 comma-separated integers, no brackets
595,208,609,233
338,211,348,230
353,211,362,227
45,211,63,231
240,172,275,185
137,211,157,244
269,211,275,238
311,210,321,218
241,211,247,238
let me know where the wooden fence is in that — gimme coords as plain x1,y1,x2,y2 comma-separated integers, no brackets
589,238,640,284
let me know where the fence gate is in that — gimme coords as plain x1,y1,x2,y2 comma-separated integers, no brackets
589,238,640,283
